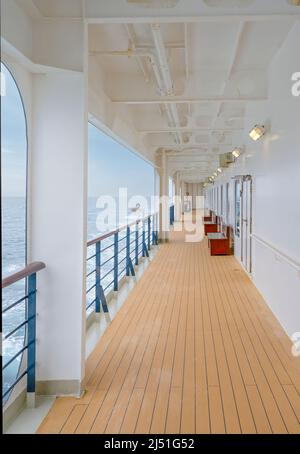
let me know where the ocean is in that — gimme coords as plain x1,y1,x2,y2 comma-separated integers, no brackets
2,196,150,399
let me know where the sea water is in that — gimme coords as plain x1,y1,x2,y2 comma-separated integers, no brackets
2,197,149,399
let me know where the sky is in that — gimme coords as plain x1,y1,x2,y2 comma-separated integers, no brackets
88,123,154,199
1,61,155,200
1,63,27,198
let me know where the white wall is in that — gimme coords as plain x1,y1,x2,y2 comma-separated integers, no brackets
205,23,300,336
31,70,87,392
2,2,88,394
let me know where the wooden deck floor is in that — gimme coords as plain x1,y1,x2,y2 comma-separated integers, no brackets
37,227,300,434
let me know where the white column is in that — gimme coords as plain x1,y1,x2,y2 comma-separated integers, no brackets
30,70,87,396
159,150,170,242
181,180,186,214
174,171,181,221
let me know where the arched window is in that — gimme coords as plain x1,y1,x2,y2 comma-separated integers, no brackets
1,62,28,401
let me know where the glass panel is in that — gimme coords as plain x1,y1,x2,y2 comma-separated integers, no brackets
1,62,28,401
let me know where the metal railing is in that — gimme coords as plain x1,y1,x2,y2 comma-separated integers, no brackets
86,213,159,314
170,204,175,226
2,262,46,403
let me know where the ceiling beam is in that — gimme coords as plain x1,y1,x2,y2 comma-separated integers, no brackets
139,127,243,133
213,21,246,125
112,96,267,104
155,143,233,148
184,23,189,82
88,15,300,25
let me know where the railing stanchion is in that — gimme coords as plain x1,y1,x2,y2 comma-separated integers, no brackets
27,272,37,408
148,216,151,251
142,220,149,258
142,221,146,257
135,222,139,266
126,226,135,277
95,241,101,313
152,214,155,246
114,232,119,291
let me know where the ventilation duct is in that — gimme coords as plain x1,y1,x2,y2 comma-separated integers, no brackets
127,0,179,7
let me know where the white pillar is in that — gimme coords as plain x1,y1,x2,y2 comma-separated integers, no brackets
174,171,181,221
159,150,170,242
181,180,186,214
30,70,87,396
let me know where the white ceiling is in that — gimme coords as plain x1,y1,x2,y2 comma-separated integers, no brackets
25,0,300,19
88,18,294,182
18,0,299,183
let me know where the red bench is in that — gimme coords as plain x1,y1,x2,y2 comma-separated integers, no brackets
203,209,212,222
204,214,220,236
207,224,231,256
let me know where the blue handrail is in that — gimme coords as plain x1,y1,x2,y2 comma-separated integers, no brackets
2,262,45,403
86,213,159,315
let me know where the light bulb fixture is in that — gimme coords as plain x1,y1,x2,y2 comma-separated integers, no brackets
249,124,265,141
217,168,222,173
213,172,218,177
232,148,241,158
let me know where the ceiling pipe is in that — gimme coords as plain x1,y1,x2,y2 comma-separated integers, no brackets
124,24,150,83
151,24,174,95
150,23,183,146
91,33,183,145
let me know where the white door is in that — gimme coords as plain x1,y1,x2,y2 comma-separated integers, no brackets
241,178,252,273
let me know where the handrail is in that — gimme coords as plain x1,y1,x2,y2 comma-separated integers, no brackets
86,212,159,315
2,261,45,404
2,262,46,289
251,234,300,272
87,213,156,247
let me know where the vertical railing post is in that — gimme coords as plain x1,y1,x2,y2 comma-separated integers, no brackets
126,226,130,276
142,220,146,257
114,231,119,291
152,214,155,246
27,272,36,407
148,216,151,251
95,240,101,313
135,222,139,266
142,220,149,258
126,226,135,277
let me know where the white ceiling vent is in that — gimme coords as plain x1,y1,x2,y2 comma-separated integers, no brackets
203,0,255,7
127,0,179,8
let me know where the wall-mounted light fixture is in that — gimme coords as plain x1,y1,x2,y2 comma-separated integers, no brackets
249,124,265,141
232,148,241,158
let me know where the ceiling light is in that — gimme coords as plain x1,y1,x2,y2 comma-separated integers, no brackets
213,172,218,177
249,125,265,141
217,168,222,173
232,148,241,158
